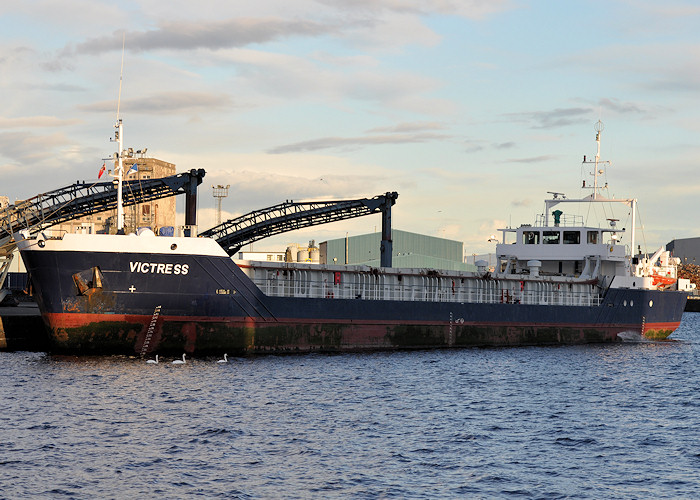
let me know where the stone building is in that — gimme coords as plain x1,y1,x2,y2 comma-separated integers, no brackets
54,157,176,235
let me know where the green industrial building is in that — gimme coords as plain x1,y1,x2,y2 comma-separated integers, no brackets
319,229,475,271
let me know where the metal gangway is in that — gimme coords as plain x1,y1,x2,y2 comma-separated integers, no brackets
199,192,399,262
0,169,205,300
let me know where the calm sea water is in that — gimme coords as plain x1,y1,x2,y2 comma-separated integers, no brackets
2,314,700,499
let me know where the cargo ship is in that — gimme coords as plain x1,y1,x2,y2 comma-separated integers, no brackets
13,121,691,354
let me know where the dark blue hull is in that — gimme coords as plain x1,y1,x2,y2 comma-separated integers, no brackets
20,249,688,354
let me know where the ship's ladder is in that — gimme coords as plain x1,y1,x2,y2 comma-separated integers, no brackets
139,305,162,357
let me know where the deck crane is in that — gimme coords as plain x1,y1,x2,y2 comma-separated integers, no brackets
199,192,399,265
0,169,205,301
2,180,397,302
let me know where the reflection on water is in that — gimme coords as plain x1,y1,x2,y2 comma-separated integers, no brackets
2,313,700,498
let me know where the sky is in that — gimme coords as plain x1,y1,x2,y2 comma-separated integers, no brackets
2,0,700,256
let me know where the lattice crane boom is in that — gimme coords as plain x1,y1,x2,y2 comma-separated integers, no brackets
0,169,206,255
199,192,399,257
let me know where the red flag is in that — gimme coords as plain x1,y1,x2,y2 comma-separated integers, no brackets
98,163,106,179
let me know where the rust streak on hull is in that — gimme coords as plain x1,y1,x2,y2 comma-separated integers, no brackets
42,312,627,355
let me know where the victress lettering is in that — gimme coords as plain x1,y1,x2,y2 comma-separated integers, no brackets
129,261,189,275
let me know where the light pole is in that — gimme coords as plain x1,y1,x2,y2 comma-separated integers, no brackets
212,185,230,226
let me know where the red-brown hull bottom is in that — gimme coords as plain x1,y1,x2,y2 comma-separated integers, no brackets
40,311,676,355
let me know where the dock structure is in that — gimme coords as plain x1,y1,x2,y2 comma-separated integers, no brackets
0,302,47,351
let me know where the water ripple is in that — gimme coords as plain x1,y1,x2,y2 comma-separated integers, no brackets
1,313,700,497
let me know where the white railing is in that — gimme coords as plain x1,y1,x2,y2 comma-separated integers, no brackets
534,213,584,227
251,273,602,307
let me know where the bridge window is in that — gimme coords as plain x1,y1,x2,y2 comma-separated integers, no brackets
563,231,580,244
543,231,560,244
587,231,599,244
523,231,540,245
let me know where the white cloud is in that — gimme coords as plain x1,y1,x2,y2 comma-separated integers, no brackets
268,132,452,154
1,0,698,254
79,92,235,115
0,116,81,128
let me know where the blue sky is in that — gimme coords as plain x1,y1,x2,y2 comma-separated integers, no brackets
2,1,699,255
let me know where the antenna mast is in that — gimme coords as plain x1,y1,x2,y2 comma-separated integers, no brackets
546,120,638,269
593,120,602,199
581,120,610,200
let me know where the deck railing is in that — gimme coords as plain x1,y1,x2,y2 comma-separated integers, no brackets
250,272,602,307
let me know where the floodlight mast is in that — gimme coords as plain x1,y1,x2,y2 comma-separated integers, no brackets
212,184,230,226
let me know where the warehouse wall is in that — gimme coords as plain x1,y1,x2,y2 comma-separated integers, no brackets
667,237,700,264
320,229,474,271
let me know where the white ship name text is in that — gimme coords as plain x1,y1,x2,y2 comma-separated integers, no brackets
129,262,189,275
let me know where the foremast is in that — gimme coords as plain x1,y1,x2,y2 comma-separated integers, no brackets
114,119,125,231
113,35,126,232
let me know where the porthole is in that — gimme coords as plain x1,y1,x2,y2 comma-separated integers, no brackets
648,300,653,308
171,244,177,250
623,300,627,307
630,300,634,307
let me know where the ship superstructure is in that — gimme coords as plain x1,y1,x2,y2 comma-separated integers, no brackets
493,121,690,295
